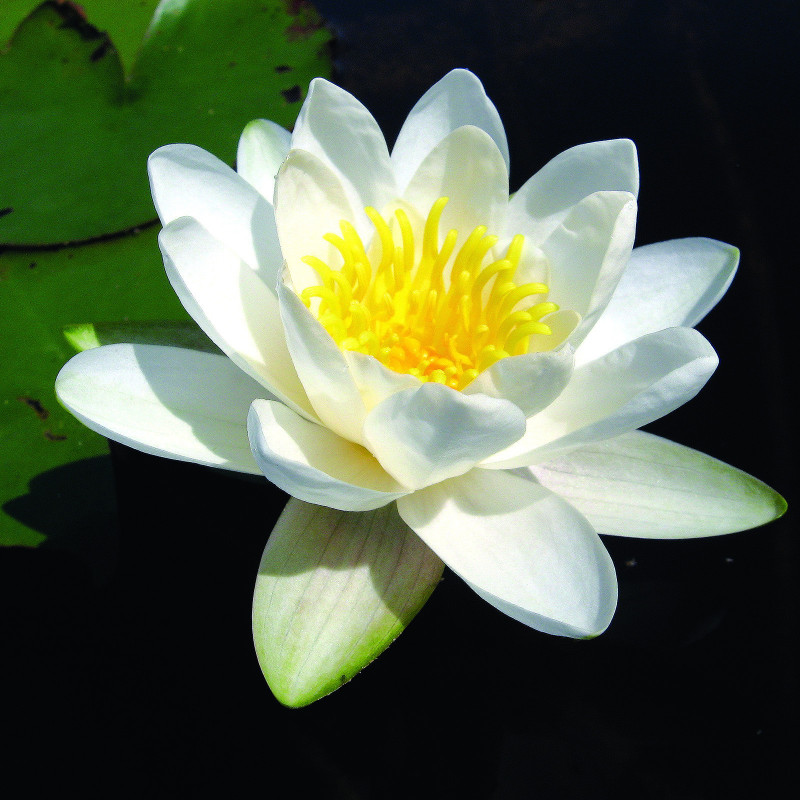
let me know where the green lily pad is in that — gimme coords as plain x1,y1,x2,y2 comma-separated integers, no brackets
1,1,162,73
0,224,189,547
0,0,332,245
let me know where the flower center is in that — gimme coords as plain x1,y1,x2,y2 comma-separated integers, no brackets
299,197,558,390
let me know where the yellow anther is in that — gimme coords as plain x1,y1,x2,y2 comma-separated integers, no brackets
426,229,458,292
498,282,549,320
395,208,415,274
505,321,552,354
301,255,335,289
301,285,341,317
322,232,351,268
423,197,449,261
477,345,508,372
505,234,525,268
528,301,559,320
473,259,512,297
450,226,488,281
297,196,562,389
358,330,379,354
348,301,371,335
320,312,347,343
497,310,533,344
365,206,395,280
459,368,479,389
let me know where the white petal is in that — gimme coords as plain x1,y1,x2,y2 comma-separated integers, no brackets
363,383,525,489
397,469,617,638
541,190,638,348
148,144,281,286
291,78,397,217
391,69,510,193
506,139,639,244
278,280,367,444
55,344,264,473
253,498,443,707
529,430,787,538
402,125,509,247
575,238,740,366
483,327,718,468
344,350,421,411
274,148,357,293
159,217,315,420
248,400,407,511
464,345,574,417
236,119,292,201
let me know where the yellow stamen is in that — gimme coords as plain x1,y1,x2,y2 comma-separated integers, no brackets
298,197,561,390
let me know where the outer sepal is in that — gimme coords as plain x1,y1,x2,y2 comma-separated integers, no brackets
530,430,787,538
252,498,444,707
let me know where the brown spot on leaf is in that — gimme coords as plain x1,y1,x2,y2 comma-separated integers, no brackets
283,0,325,41
18,396,49,420
0,207,12,219
56,1,87,21
28,261,37,269
281,85,302,103
90,40,111,62
284,0,310,14
44,430,68,442
51,0,103,40
275,64,292,73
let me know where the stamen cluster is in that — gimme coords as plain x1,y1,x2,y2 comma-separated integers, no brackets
300,197,557,390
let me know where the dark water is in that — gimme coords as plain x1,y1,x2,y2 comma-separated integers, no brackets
3,1,796,797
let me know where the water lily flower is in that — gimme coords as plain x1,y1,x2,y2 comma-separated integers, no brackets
56,70,785,707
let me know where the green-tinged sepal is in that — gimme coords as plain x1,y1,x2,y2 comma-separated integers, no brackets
63,320,220,354
253,499,444,707
531,430,786,539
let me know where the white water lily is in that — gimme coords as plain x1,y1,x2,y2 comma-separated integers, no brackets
56,70,784,707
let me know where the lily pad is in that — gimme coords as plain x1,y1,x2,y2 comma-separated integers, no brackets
1,1,161,72
0,225,189,546
0,0,332,245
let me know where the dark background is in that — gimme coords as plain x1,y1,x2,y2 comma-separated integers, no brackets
2,1,797,797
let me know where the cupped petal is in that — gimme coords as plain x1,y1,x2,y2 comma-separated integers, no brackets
344,350,421,410
397,469,618,638
541,190,638,348
363,383,525,490
529,430,787,539
236,119,292,201
278,280,367,444
55,344,265,473
402,125,509,246
463,345,574,417
483,327,718,468
148,144,281,286
291,78,397,219
248,400,407,512
506,139,639,244
253,498,443,707
160,216,315,420
391,69,510,193
274,148,358,293
575,238,740,366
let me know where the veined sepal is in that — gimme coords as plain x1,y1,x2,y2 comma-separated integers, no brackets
252,498,444,707
529,430,787,538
